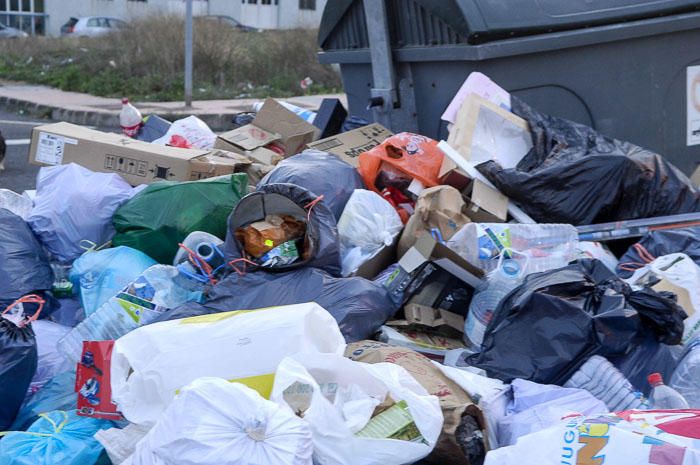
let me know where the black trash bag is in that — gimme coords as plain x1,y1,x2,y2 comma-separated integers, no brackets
477,97,700,225
468,259,686,385
224,182,342,276
157,267,399,342
257,150,365,221
0,209,54,308
0,299,41,430
616,227,700,278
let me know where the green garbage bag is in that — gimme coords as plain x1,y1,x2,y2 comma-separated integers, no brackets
112,174,247,264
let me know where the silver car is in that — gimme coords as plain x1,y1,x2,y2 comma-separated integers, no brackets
62,17,127,37
0,22,29,39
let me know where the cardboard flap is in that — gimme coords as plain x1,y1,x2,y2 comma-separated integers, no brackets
470,180,508,221
217,125,281,151
254,98,321,154
306,123,393,167
400,234,485,281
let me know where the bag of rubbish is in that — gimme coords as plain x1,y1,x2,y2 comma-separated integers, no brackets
0,410,111,465
124,378,313,465
270,353,443,465
468,259,687,385
225,183,342,276
28,163,136,263
484,410,700,465
0,295,44,430
617,227,700,278
158,267,398,342
152,115,216,150
624,253,700,344
11,371,77,431
346,341,487,465
358,133,445,222
337,190,403,276
259,150,365,220
478,97,700,225
397,185,471,258
70,247,157,317
111,302,345,425
113,174,247,264
58,264,205,365
95,423,151,465
28,320,71,398
0,209,54,308
671,336,700,407
0,188,32,219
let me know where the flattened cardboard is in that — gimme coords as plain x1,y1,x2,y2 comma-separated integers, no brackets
29,122,244,185
251,98,320,155
306,123,393,167
216,125,280,152
465,180,508,222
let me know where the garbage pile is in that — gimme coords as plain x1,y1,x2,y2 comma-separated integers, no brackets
1,73,700,465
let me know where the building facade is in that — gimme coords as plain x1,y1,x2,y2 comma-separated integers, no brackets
0,0,326,36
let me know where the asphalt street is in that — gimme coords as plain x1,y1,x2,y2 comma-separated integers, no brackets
0,109,117,193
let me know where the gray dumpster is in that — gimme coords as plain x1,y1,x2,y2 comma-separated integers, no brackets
318,0,700,175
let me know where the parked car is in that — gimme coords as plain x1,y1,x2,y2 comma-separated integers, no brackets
197,15,258,32
61,17,127,37
0,22,28,38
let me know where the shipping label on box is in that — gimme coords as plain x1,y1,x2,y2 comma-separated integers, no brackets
307,123,393,166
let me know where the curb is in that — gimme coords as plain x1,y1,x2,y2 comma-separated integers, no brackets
0,96,237,131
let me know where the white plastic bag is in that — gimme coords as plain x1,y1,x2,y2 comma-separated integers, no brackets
152,116,217,150
111,303,346,425
124,378,313,465
0,188,33,220
28,320,72,397
625,253,700,344
95,423,151,465
337,189,403,276
270,353,443,465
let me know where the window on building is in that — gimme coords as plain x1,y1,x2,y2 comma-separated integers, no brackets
248,0,257,4
299,0,315,10
261,0,271,4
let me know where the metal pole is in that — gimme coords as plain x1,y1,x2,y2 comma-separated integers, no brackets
363,0,397,129
184,0,193,108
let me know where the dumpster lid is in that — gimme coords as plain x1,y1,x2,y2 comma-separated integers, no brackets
319,0,700,46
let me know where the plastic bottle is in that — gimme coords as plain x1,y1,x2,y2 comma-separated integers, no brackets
448,223,578,274
120,98,143,137
57,265,203,364
465,250,528,349
670,336,700,408
647,372,690,409
251,100,317,124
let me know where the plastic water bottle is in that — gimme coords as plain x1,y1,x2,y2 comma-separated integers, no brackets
252,100,317,124
120,98,143,137
648,372,690,409
465,250,528,349
57,265,203,364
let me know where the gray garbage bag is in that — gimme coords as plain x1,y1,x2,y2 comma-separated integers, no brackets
258,150,365,220
224,182,342,276
157,267,398,342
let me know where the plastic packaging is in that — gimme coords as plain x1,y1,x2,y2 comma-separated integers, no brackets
337,189,403,276
28,320,71,398
57,264,203,364
172,231,224,266
120,97,142,137
70,246,157,317
28,163,136,263
648,372,689,409
465,250,528,349
0,188,33,219
670,336,700,408
111,303,346,425
448,223,578,274
113,174,247,264
152,115,217,150
125,378,313,465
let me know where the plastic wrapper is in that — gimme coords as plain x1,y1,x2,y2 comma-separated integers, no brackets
670,336,700,408
27,163,136,263
478,97,700,225
258,149,365,220
468,259,687,385
113,174,247,264
0,188,32,219
617,227,700,278
151,115,217,150
28,320,71,398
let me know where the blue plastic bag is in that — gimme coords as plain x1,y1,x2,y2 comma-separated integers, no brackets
11,371,77,432
70,247,156,316
0,410,111,465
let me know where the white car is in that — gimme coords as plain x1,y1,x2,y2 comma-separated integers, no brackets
62,17,127,37
0,22,28,38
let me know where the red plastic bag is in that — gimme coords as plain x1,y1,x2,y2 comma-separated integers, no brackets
76,340,123,421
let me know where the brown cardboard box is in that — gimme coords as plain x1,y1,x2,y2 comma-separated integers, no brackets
28,122,250,185
216,98,320,159
691,164,700,186
351,235,399,280
306,123,393,166
464,179,508,223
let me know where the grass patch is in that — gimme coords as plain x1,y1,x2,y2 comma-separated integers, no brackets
0,16,341,102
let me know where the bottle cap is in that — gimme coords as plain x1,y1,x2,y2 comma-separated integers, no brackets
121,97,129,104
647,372,663,386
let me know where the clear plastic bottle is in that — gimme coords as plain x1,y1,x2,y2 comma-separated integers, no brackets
465,250,528,349
648,372,690,409
120,97,143,137
57,265,203,364
670,337,700,408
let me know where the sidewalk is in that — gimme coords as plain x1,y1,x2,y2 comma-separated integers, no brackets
0,81,347,131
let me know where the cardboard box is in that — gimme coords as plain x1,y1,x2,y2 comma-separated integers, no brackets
352,235,399,280
216,98,320,160
306,123,393,166
464,179,508,222
29,122,250,185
